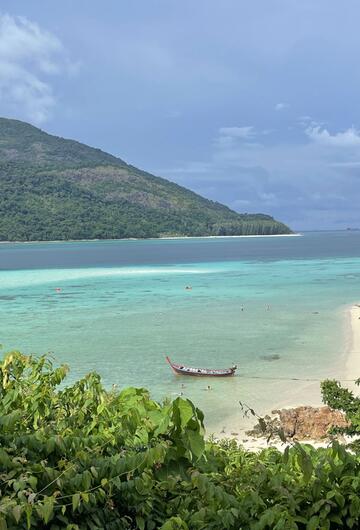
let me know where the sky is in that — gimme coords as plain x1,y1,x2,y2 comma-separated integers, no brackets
1,1,360,230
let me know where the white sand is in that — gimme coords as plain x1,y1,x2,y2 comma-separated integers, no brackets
209,303,360,451
0,233,301,244
345,304,360,388
158,234,302,240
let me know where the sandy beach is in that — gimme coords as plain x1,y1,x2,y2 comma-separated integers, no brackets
210,303,360,451
345,304,360,389
0,233,301,244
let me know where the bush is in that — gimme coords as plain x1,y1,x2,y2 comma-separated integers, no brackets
0,352,360,529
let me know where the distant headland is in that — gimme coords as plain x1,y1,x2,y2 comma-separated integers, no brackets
0,117,292,242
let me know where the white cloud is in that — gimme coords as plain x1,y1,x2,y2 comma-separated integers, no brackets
0,14,71,124
275,102,290,111
298,115,312,122
305,125,360,147
219,126,255,139
160,116,360,230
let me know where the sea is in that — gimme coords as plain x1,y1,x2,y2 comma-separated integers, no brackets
1,231,360,432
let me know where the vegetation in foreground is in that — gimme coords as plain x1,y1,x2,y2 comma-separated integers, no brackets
0,118,291,241
0,352,360,529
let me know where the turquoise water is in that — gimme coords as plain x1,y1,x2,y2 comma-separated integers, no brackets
1,232,360,431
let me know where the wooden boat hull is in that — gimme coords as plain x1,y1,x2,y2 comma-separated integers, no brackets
166,356,236,377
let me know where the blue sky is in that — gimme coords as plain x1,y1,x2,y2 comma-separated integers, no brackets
1,1,360,230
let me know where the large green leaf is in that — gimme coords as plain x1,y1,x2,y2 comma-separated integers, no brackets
174,398,194,428
0,351,360,529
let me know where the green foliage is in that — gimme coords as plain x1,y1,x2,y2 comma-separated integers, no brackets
321,378,360,445
0,352,206,529
0,117,292,241
1,351,360,529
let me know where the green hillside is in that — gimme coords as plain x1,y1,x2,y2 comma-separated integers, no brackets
0,117,291,241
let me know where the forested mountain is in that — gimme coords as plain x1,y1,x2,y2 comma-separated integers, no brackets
0,118,291,241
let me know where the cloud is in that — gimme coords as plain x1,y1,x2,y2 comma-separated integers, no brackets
215,126,258,149
219,126,255,139
0,14,72,123
305,125,360,147
275,102,290,111
158,117,360,231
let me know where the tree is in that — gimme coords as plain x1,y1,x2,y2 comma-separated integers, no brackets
321,378,360,448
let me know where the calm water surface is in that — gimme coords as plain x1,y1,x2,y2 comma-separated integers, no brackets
1,231,360,431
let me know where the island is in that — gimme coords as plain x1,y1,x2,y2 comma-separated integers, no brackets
0,117,291,241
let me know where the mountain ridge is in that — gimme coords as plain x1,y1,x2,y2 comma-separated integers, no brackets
0,117,292,241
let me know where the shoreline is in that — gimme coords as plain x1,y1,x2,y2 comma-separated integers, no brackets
345,303,360,389
209,303,360,451
0,233,301,245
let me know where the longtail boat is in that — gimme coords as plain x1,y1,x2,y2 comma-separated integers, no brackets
166,356,237,377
